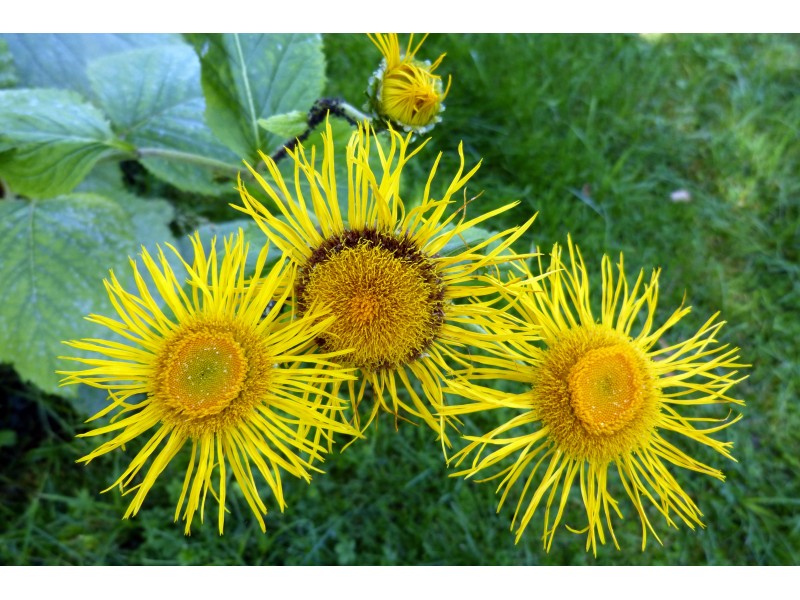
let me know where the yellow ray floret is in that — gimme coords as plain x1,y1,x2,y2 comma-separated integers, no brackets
443,236,747,554
366,33,451,133
234,120,536,447
59,230,357,534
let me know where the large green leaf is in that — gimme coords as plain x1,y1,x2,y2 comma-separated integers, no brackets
87,44,242,195
191,33,325,160
73,160,127,196
0,89,121,197
76,163,177,253
0,39,17,89
47,168,178,415
0,33,182,99
75,160,181,300
0,194,137,396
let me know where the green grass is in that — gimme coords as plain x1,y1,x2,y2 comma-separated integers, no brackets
2,33,798,565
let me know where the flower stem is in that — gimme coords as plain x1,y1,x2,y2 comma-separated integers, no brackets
137,148,243,174
337,101,372,125
98,146,244,178
269,98,373,164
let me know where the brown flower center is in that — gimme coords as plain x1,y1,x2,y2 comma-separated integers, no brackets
297,229,445,371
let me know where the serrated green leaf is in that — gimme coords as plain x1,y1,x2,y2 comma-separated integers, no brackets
76,163,180,264
0,33,183,98
0,39,18,89
191,33,325,160
258,111,308,139
0,194,136,396
75,161,182,306
0,89,120,197
0,190,177,405
75,162,177,261
87,44,242,196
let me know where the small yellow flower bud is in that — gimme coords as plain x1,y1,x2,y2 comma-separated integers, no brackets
366,33,451,133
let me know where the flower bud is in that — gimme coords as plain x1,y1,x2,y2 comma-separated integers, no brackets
366,33,451,133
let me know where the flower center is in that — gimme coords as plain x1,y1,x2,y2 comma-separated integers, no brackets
532,325,658,462
349,293,381,324
159,330,247,419
568,345,645,436
297,229,444,371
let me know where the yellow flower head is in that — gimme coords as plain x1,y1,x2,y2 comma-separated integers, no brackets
59,231,357,534
444,237,747,554
366,33,451,133
235,120,535,446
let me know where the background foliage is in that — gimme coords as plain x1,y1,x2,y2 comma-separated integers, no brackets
0,33,798,565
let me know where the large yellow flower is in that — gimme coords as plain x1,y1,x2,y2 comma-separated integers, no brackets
444,238,747,554
234,121,535,446
59,231,357,534
366,33,451,133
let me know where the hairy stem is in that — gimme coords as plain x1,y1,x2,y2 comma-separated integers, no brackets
269,98,373,163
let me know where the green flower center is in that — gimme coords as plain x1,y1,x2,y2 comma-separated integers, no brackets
160,330,247,418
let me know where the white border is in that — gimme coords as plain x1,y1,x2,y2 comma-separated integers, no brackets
2,1,796,34
5,566,800,600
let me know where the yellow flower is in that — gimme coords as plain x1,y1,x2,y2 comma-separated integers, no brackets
366,33,451,133
234,121,535,446
59,231,356,534
444,237,746,554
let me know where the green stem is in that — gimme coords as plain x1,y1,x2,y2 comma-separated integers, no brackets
108,138,138,154
136,147,243,174
337,101,372,125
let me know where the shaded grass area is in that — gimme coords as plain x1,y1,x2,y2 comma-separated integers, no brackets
2,33,798,565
